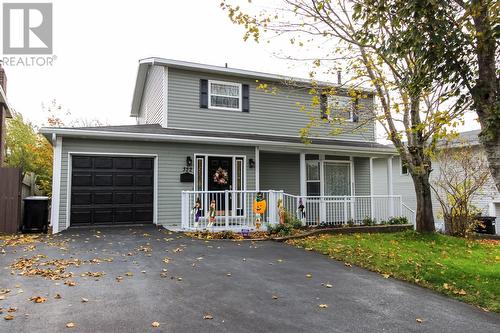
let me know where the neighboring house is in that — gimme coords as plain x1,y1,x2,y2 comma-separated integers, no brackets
389,130,500,234
41,58,415,234
0,64,12,166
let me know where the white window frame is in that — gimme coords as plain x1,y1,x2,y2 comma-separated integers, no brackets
208,80,242,111
327,95,356,122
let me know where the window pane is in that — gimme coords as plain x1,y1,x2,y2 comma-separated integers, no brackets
211,83,239,97
307,182,320,196
210,95,239,109
306,161,320,181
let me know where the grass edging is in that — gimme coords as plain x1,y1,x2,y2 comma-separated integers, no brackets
272,224,414,242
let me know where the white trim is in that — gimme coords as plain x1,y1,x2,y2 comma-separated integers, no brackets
163,66,168,127
387,156,394,196
193,153,247,192
207,79,243,112
50,136,63,234
255,146,260,191
369,157,375,218
65,152,159,230
40,127,396,155
300,153,306,196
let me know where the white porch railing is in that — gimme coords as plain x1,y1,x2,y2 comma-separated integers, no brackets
181,190,416,230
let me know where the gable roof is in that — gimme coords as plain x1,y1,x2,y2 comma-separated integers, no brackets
130,57,374,117
40,124,395,155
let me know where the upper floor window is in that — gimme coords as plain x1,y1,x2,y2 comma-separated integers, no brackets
208,80,242,111
400,159,409,175
326,95,359,122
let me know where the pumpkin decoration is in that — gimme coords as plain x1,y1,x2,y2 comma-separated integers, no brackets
253,192,267,230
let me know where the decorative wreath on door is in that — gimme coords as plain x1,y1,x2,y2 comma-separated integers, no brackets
213,167,228,185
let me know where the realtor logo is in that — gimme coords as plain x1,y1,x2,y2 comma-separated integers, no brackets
3,3,53,54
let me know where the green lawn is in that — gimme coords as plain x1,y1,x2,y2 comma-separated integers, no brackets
287,231,500,312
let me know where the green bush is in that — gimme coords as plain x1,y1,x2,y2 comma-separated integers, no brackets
386,216,409,225
362,217,377,226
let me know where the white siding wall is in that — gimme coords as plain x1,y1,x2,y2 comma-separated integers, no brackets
137,65,166,126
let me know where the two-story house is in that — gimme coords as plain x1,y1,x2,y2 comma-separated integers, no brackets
41,58,414,233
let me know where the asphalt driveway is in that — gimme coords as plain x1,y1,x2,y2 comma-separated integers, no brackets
0,226,498,333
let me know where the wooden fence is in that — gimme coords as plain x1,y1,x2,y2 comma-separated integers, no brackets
0,168,22,233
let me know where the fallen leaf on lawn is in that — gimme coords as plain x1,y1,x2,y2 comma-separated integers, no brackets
81,297,88,303
151,321,160,327
443,283,449,290
4,314,14,320
457,289,467,296
30,296,47,303
306,273,312,278
203,314,213,320
66,322,75,328
416,318,423,323
318,304,328,308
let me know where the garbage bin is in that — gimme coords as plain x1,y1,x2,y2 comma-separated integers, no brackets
22,196,49,233
475,216,496,235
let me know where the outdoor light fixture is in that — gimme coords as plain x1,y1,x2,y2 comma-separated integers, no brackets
186,156,192,167
249,159,255,168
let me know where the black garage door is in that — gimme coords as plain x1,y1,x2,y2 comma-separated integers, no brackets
70,155,154,226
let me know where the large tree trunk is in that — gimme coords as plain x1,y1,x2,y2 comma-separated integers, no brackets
471,0,500,191
411,172,435,232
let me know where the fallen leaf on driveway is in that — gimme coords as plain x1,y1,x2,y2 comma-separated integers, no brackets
66,322,75,328
226,273,232,277
64,280,76,287
125,272,133,277
306,273,312,278
54,294,61,299
323,283,333,288
4,314,14,320
416,318,423,323
0,295,5,300
203,314,213,320
382,274,390,279
30,296,47,303
344,262,352,267
151,321,160,327
305,248,313,251
116,276,123,282
81,298,88,303
318,304,328,308
272,295,278,299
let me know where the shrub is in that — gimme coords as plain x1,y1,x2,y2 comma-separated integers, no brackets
386,216,409,225
362,217,377,226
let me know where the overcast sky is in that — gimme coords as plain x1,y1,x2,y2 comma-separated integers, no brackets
2,0,479,139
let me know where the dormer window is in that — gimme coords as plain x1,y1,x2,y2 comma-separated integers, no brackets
208,80,242,111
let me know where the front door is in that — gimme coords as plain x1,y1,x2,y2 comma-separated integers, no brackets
323,162,352,224
208,157,233,213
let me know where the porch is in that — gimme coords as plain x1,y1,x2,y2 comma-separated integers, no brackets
181,190,415,230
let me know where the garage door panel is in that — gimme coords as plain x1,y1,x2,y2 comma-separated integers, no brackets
135,174,153,186
71,155,154,226
115,174,134,186
71,209,92,224
94,174,113,186
73,173,92,186
115,157,133,169
94,192,113,204
94,157,113,169
72,192,92,205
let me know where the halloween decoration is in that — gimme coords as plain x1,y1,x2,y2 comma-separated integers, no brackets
277,196,285,225
192,197,203,228
213,167,228,185
298,198,306,225
253,192,267,230
208,199,216,228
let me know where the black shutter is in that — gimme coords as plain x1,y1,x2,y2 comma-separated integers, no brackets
352,98,359,122
242,84,250,112
320,92,328,120
200,79,208,108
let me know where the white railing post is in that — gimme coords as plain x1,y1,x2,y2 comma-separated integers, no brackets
343,196,348,224
181,191,188,229
268,190,275,225
225,190,229,228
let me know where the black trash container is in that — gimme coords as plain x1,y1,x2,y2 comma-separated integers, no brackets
475,216,496,235
22,196,49,233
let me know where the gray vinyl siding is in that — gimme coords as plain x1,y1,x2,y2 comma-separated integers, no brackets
259,152,300,195
137,65,165,126
353,157,370,195
58,138,255,231
167,68,375,142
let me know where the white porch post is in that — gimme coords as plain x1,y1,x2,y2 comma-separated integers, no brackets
387,156,394,216
300,152,306,197
50,135,62,234
369,157,375,220
255,146,260,191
